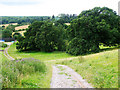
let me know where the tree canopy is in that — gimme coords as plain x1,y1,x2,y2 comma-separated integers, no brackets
16,7,120,56
66,7,120,55
1,25,16,38
16,21,66,52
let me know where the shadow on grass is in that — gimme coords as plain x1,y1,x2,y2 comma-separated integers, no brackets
17,49,66,54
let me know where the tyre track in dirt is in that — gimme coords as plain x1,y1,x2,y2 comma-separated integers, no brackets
4,43,15,60
51,64,93,88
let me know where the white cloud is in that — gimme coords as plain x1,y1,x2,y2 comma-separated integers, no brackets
0,0,41,3
0,0,44,6
0,0,119,16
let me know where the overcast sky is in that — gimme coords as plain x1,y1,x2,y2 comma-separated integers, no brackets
0,0,119,16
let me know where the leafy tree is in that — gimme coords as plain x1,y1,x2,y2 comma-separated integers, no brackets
2,25,16,38
57,14,77,24
2,30,12,38
13,33,22,39
16,21,66,51
52,15,55,20
67,7,120,55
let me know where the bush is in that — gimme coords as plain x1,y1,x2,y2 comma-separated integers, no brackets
66,38,89,55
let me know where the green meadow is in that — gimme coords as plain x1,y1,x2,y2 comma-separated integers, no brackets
8,43,74,61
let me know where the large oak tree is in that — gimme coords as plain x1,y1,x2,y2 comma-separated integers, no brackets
66,7,120,55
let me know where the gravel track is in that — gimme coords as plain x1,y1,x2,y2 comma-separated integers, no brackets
51,64,93,88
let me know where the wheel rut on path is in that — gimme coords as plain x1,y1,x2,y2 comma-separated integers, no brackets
4,43,15,60
51,64,93,88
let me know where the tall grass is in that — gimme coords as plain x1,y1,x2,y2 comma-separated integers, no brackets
2,58,46,88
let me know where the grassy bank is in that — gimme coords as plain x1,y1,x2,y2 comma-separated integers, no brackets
1,46,52,88
0,48,9,89
8,43,74,61
56,49,118,88
2,58,52,88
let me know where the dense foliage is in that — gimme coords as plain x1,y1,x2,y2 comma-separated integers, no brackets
1,25,16,38
55,14,77,24
5,7,119,56
16,21,66,52
66,7,120,55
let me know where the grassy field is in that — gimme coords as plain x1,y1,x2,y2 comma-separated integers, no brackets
8,43,74,61
2,58,52,88
56,49,118,88
3,43,119,88
5,43,74,88
15,25,29,30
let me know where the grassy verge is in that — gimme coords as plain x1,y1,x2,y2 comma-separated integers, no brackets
8,43,74,61
2,58,52,88
1,46,52,88
56,49,118,88
0,48,8,89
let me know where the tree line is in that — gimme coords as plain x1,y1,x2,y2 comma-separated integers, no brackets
16,7,120,55
1,14,77,39
2,16,51,24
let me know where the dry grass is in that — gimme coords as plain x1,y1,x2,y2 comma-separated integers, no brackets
18,31,26,36
12,31,26,36
0,24,9,27
0,23,18,28
15,25,29,30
